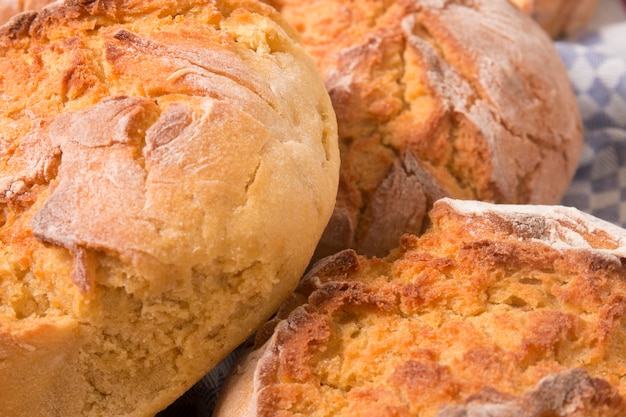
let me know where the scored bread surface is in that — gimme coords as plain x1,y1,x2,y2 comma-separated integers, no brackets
214,198,626,417
265,0,584,259
0,1,339,416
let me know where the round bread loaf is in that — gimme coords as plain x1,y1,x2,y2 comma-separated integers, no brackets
511,0,599,38
0,1,339,416
266,0,583,259
215,198,626,417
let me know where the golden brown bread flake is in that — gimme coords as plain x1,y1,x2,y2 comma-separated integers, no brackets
0,1,339,416
214,198,626,417
265,0,583,259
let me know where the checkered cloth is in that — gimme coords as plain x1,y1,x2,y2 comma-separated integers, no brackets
157,12,626,417
558,21,626,226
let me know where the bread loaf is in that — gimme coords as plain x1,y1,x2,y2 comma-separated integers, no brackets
0,1,339,416
511,0,599,38
265,0,583,259
215,198,626,417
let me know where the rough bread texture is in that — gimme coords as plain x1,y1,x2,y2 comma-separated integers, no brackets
214,198,626,417
0,1,339,416
264,0,583,259
511,0,599,38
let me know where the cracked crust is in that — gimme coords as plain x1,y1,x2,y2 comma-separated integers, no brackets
0,1,339,416
511,0,599,38
214,198,626,417
266,0,583,259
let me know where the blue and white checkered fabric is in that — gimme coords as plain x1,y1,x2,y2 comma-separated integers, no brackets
158,19,626,417
558,22,626,226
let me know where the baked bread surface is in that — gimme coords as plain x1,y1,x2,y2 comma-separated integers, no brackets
0,1,339,416
214,198,626,417
266,0,583,259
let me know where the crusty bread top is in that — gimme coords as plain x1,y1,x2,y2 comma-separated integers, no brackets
0,1,339,416
266,0,583,259
215,198,626,417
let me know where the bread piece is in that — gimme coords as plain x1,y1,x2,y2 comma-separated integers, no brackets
265,0,583,259
511,0,599,38
0,1,339,416
214,198,626,417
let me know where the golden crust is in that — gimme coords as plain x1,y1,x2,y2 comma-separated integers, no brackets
0,1,339,416
215,198,626,417
266,0,583,259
